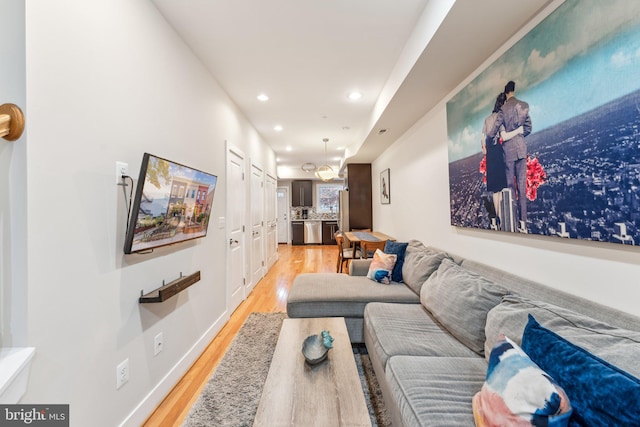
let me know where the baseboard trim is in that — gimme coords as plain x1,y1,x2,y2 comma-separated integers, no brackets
118,310,229,427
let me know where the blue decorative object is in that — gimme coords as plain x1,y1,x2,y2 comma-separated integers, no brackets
384,241,408,282
521,315,640,426
321,330,334,349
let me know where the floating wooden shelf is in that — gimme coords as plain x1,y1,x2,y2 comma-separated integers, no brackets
139,271,201,303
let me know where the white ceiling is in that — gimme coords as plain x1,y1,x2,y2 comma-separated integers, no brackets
151,0,554,180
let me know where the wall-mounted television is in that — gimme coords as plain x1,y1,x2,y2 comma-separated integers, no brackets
124,153,218,254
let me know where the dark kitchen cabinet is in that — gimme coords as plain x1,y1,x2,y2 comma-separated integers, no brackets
292,221,305,245
292,180,312,207
345,164,372,231
322,221,338,245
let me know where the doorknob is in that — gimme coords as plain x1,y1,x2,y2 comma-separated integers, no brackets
0,103,25,141
229,238,238,245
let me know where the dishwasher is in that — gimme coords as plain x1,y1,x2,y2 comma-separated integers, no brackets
303,221,322,244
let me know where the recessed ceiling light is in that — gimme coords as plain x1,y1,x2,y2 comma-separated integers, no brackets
286,146,292,151
347,91,362,101
257,94,269,102
274,125,283,132
276,157,281,162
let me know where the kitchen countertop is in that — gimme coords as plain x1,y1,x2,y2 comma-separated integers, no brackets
291,218,338,222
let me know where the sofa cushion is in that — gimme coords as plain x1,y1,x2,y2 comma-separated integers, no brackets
366,249,397,284
420,259,508,355
287,273,419,319
473,334,572,426
401,240,451,295
522,315,640,427
385,356,486,427
484,294,640,378
364,302,478,372
460,258,640,334
384,240,408,283
349,259,373,276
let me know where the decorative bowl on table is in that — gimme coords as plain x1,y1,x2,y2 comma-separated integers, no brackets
302,330,334,365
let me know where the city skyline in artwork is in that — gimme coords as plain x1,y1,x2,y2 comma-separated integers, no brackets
446,0,640,246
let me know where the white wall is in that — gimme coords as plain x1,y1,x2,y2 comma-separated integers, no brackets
0,0,27,348
372,12,640,319
23,1,274,426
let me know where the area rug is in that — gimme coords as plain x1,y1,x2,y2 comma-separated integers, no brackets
182,312,390,426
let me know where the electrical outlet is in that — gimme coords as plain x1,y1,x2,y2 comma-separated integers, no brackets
154,332,164,356
115,161,129,184
116,358,130,389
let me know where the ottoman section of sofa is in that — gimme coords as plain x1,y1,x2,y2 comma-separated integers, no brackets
287,273,420,343
287,273,419,318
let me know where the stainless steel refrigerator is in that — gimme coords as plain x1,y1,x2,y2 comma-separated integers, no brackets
338,190,349,232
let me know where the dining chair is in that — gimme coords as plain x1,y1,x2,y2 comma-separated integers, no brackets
335,233,361,273
360,239,387,259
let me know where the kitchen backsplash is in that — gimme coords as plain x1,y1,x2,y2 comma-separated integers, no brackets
290,206,338,220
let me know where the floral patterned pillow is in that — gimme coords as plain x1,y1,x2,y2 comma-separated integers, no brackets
473,334,572,426
366,249,397,284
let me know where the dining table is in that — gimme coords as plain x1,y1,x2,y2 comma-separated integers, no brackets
342,231,395,257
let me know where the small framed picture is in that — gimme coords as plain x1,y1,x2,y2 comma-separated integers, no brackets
380,168,390,204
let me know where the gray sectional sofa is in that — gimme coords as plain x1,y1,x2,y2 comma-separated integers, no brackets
286,240,640,426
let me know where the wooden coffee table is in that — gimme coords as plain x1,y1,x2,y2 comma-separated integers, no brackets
253,317,371,426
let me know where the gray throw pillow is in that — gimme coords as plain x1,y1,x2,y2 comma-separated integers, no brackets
421,258,508,355
484,294,640,378
402,240,451,295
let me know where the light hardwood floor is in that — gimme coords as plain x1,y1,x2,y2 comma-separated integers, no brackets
142,243,339,427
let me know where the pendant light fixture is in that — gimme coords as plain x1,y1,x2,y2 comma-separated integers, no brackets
301,162,316,173
315,138,334,182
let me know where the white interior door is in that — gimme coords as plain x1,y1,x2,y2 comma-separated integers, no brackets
1,0,27,345
226,146,246,313
249,164,265,291
277,186,289,243
265,174,278,268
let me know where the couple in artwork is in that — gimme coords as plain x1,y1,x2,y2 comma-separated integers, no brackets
481,80,532,233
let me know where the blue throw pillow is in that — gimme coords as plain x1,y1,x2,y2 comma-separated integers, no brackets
383,241,408,282
521,315,640,427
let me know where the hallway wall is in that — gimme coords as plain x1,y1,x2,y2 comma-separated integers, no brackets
21,1,274,425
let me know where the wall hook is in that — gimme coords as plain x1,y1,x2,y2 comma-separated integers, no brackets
0,103,25,141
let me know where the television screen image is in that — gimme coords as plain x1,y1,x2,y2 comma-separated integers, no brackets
124,153,218,254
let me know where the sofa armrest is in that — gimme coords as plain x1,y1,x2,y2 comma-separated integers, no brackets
349,259,372,276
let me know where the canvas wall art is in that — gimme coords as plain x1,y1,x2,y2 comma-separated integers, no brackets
381,168,390,204
446,0,640,246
